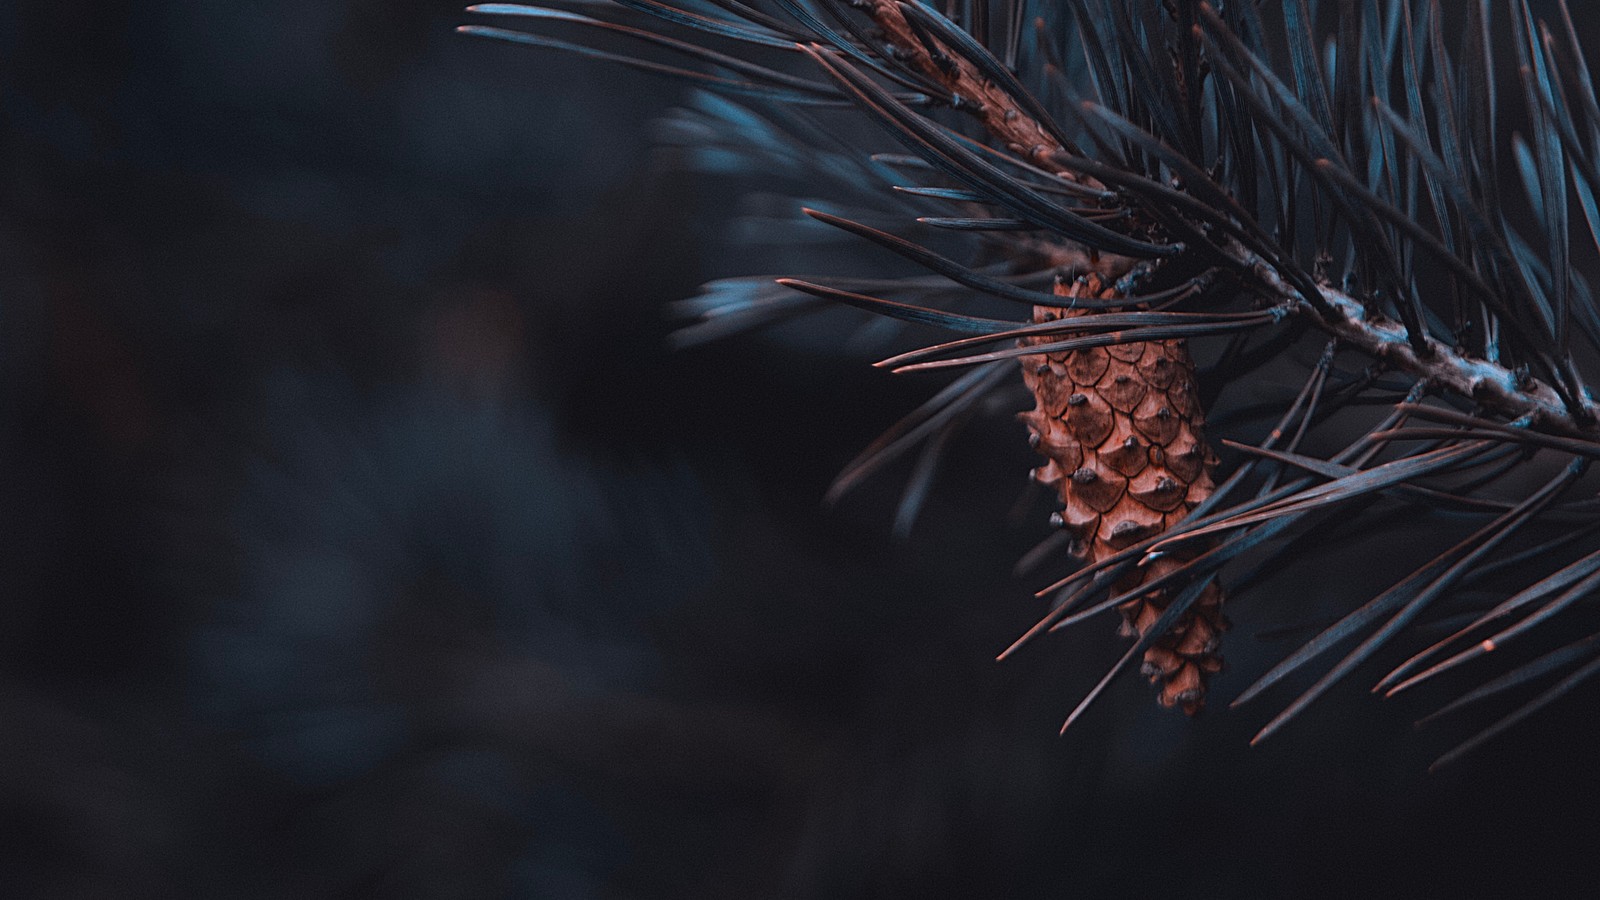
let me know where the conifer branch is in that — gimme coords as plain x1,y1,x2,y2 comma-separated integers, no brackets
852,0,1600,443
464,0,1600,764
1254,256,1600,441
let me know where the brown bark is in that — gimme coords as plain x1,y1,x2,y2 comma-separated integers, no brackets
1020,272,1226,712
864,0,1069,172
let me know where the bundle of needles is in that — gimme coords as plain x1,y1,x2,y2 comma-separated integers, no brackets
461,0,1600,769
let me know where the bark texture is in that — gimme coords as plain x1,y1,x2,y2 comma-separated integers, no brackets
1020,272,1226,711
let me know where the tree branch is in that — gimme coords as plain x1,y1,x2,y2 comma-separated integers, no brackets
854,0,1600,443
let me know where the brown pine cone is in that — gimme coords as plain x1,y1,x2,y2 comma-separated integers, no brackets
1019,271,1227,712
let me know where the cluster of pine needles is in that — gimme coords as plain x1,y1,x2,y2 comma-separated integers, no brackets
463,0,1600,769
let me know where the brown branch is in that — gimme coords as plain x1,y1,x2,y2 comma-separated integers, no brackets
865,0,1072,172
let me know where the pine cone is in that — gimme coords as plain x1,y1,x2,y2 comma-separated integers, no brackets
1020,272,1226,712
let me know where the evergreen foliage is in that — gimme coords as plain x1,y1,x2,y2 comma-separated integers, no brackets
463,0,1600,768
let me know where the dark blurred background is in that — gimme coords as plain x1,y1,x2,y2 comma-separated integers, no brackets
2,1,1600,897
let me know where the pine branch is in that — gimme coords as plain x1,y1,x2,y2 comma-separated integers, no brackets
850,0,1599,442
462,0,1600,765
1254,255,1600,441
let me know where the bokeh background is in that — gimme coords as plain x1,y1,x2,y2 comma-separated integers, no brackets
3,1,1600,897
